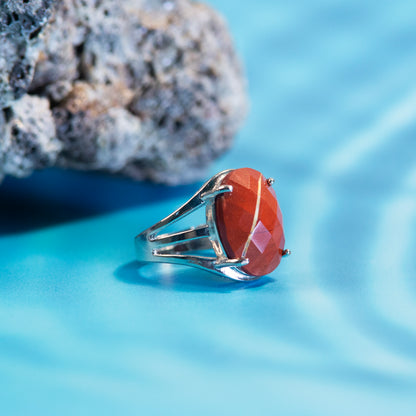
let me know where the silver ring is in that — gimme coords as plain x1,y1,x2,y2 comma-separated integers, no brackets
135,168,290,281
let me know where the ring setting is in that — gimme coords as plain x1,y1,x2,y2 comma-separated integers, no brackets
135,168,290,281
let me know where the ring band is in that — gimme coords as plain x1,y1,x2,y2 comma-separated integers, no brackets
135,168,290,281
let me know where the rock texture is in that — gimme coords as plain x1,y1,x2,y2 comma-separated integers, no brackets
0,0,247,184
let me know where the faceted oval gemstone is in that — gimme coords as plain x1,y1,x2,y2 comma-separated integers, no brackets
215,168,285,276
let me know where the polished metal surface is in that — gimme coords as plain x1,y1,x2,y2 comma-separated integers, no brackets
135,169,259,281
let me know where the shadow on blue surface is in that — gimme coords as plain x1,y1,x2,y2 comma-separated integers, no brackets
115,261,273,293
0,168,198,235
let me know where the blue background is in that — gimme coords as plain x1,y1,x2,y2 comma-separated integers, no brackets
1,0,416,414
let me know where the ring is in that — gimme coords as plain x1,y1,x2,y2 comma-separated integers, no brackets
135,168,291,281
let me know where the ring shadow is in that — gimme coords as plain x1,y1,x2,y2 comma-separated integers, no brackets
114,261,274,293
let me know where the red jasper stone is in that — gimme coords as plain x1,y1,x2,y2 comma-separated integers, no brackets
215,168,285,276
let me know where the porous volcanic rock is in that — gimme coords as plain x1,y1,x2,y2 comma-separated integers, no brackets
0,0,247,184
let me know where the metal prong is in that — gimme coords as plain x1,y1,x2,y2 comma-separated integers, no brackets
266,177,275,186
200,184,233,201
215,257,249,269
282,249,291,257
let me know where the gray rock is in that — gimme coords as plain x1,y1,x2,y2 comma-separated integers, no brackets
0,0,247,185
0,95,60,178
0,0,54,107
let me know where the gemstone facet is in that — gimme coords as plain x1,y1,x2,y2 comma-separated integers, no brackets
215,168,285,276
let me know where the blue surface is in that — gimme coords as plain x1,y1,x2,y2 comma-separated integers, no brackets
1,0,416,414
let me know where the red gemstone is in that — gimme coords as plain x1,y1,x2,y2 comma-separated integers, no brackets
215,168,285,276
